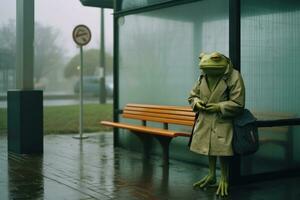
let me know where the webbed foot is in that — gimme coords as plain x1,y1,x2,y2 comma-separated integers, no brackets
216,178,229,197
193,174,216,188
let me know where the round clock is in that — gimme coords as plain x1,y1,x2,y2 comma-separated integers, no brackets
72,24,92,46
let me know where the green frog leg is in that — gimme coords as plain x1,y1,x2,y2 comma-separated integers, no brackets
216,156,229,197
193,156,217,188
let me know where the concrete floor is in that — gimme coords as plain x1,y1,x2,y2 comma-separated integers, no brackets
1,132,300,200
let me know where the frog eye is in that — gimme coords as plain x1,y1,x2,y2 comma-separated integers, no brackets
199,52,205,60
211,55,222,61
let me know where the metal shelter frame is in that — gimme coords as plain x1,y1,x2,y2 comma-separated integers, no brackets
111,0,300,184
15,0,300,184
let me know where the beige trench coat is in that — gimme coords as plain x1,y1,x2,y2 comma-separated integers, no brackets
188,64,245,156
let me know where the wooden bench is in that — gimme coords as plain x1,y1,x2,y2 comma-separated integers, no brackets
101,104,194,165
101,104,296,166
253,111,295,162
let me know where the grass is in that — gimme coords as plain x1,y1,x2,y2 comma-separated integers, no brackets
0,104,113,134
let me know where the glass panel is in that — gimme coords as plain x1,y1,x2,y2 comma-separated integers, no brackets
0,1,16,135
118,0,229,164
119,0,229,108
241,0,300,175
35,0,113,135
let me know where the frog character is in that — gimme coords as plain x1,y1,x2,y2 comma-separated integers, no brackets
188,52,245,197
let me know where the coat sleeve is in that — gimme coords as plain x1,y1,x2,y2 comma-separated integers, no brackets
188,80,203,112
218,71,245,117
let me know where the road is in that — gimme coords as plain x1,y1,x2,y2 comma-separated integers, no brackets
0,98,113,108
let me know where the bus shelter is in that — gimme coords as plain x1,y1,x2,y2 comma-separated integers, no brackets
101,0,300,184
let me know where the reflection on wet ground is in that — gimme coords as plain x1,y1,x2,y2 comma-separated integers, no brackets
1,132,300,200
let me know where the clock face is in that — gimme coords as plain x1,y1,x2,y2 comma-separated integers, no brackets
72,25,92,46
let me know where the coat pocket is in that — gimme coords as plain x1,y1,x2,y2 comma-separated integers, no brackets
215,122,232,139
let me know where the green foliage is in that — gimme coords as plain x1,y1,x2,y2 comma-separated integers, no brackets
0,20,15,51
34,23,65,82
64,48,113,78
0,20,65,82
0,104,113,135
0,20,16,70
0,49,14,70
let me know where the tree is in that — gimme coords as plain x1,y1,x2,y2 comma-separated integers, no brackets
64,48,113,78
34,23,64,83
0,20,16,71
0,20,15,52
0,20,65,83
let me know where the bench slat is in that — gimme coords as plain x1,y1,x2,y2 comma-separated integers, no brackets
123,110,195,122
253,112,296,120
124,106,195,117
127,104,192,112
259,127,290,133
122,113,194,126
100,121,190,137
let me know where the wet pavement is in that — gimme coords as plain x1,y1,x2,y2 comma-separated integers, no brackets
1,132,300,200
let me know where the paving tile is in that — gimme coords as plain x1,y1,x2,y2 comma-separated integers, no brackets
1,132,300,200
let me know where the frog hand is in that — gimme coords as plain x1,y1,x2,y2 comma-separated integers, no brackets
194,101,206,112
205,103,220,113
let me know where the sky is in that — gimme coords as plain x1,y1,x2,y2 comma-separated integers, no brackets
0,0,113,57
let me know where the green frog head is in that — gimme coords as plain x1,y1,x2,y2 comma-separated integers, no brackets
199,52,229,76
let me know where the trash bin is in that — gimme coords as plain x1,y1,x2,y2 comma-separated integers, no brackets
7,90,43,154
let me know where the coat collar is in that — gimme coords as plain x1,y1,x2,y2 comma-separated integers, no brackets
208,78,227,103
199,75,211,102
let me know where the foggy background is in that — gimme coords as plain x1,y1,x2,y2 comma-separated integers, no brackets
0,0,113,94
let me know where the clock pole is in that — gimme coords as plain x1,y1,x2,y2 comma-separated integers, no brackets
72,24,92,140
79,46,85,138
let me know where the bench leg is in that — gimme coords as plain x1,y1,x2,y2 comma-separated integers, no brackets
155,136,172,166
286,127,293,165
133,132,153,161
